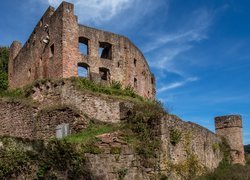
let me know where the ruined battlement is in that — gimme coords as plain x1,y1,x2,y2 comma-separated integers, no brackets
8,1,155,99
215,115,242,129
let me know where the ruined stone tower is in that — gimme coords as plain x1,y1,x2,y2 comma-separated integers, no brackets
8,1,156,99
215,115,245,165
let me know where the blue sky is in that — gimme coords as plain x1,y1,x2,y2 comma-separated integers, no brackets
0,0,249,144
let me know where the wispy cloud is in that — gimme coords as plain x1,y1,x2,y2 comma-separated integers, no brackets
158,77,199,93
146,8,214,77
44,0,135,24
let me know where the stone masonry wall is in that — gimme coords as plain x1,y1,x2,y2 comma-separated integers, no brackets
8,1,155,99
160,114,223,177
0,80,132,140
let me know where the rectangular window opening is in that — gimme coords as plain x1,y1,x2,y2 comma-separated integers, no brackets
79,37,89,55
50,44,54,58
99,42,112,60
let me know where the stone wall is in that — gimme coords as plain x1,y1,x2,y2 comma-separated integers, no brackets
0,101,36,139
8,1,155,99
0,80,132,140
31,80,133,123
160,114,223,177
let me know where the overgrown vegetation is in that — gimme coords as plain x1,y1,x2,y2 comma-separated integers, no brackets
169,128,182,146
122,101,166,167
65,121,118,144
0,47,9,91
71,77,144,101
170,132,205,179
198,163,250,180
0,137,91,179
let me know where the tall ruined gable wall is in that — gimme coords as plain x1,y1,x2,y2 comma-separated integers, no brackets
76,25,156,98
9,4,68,88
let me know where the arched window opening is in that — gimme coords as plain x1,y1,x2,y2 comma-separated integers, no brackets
78,62,89,78
79,37,89,55
99,42,112,60
99,67,110,81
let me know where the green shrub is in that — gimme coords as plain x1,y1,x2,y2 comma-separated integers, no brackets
123,101,166,167
0,147,31,178
37,139,91,179
170,128,182,146
0,71,8,91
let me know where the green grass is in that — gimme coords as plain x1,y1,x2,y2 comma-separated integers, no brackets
64,121,119,144
198,163,250,180
71,77,144,101
198,153,250,180
0,88,25,99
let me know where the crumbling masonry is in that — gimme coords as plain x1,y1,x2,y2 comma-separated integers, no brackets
8,2,156,99
6,1,245,169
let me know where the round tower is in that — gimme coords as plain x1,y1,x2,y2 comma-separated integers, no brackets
215,115,245,165
8,41,22,88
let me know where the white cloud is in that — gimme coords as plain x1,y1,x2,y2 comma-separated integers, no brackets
45,0,136,24
158,77,199,93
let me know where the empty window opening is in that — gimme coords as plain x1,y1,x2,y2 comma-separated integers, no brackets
50,44,54,58
134,59,137,67
28,68,31,78
99,67,110,81
78,62,89,78
79,37,89,55
134,78,137,89
151,76,155,84
99,42,112,60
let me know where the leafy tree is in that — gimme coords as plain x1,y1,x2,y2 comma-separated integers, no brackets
0,46,9,90
245,144,250,154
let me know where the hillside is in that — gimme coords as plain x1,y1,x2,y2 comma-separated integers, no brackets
245,144,250,154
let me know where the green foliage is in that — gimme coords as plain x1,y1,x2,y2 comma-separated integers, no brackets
111,80,122,90
0,47,9,91
123,101,166,167
244,144,250,154
169,128,182,146
0,137,91,179
0,47,9,73
0,147,31,178
0,88,24,98
0,71,8,91
36,139,91,179
117,168,128,180
198,163,250,180
212,143,220,152
110,146,122,154
218,138,232,168
71,77,144,101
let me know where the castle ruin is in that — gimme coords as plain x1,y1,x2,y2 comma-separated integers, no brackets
1,1,246,178
8,2,156,99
